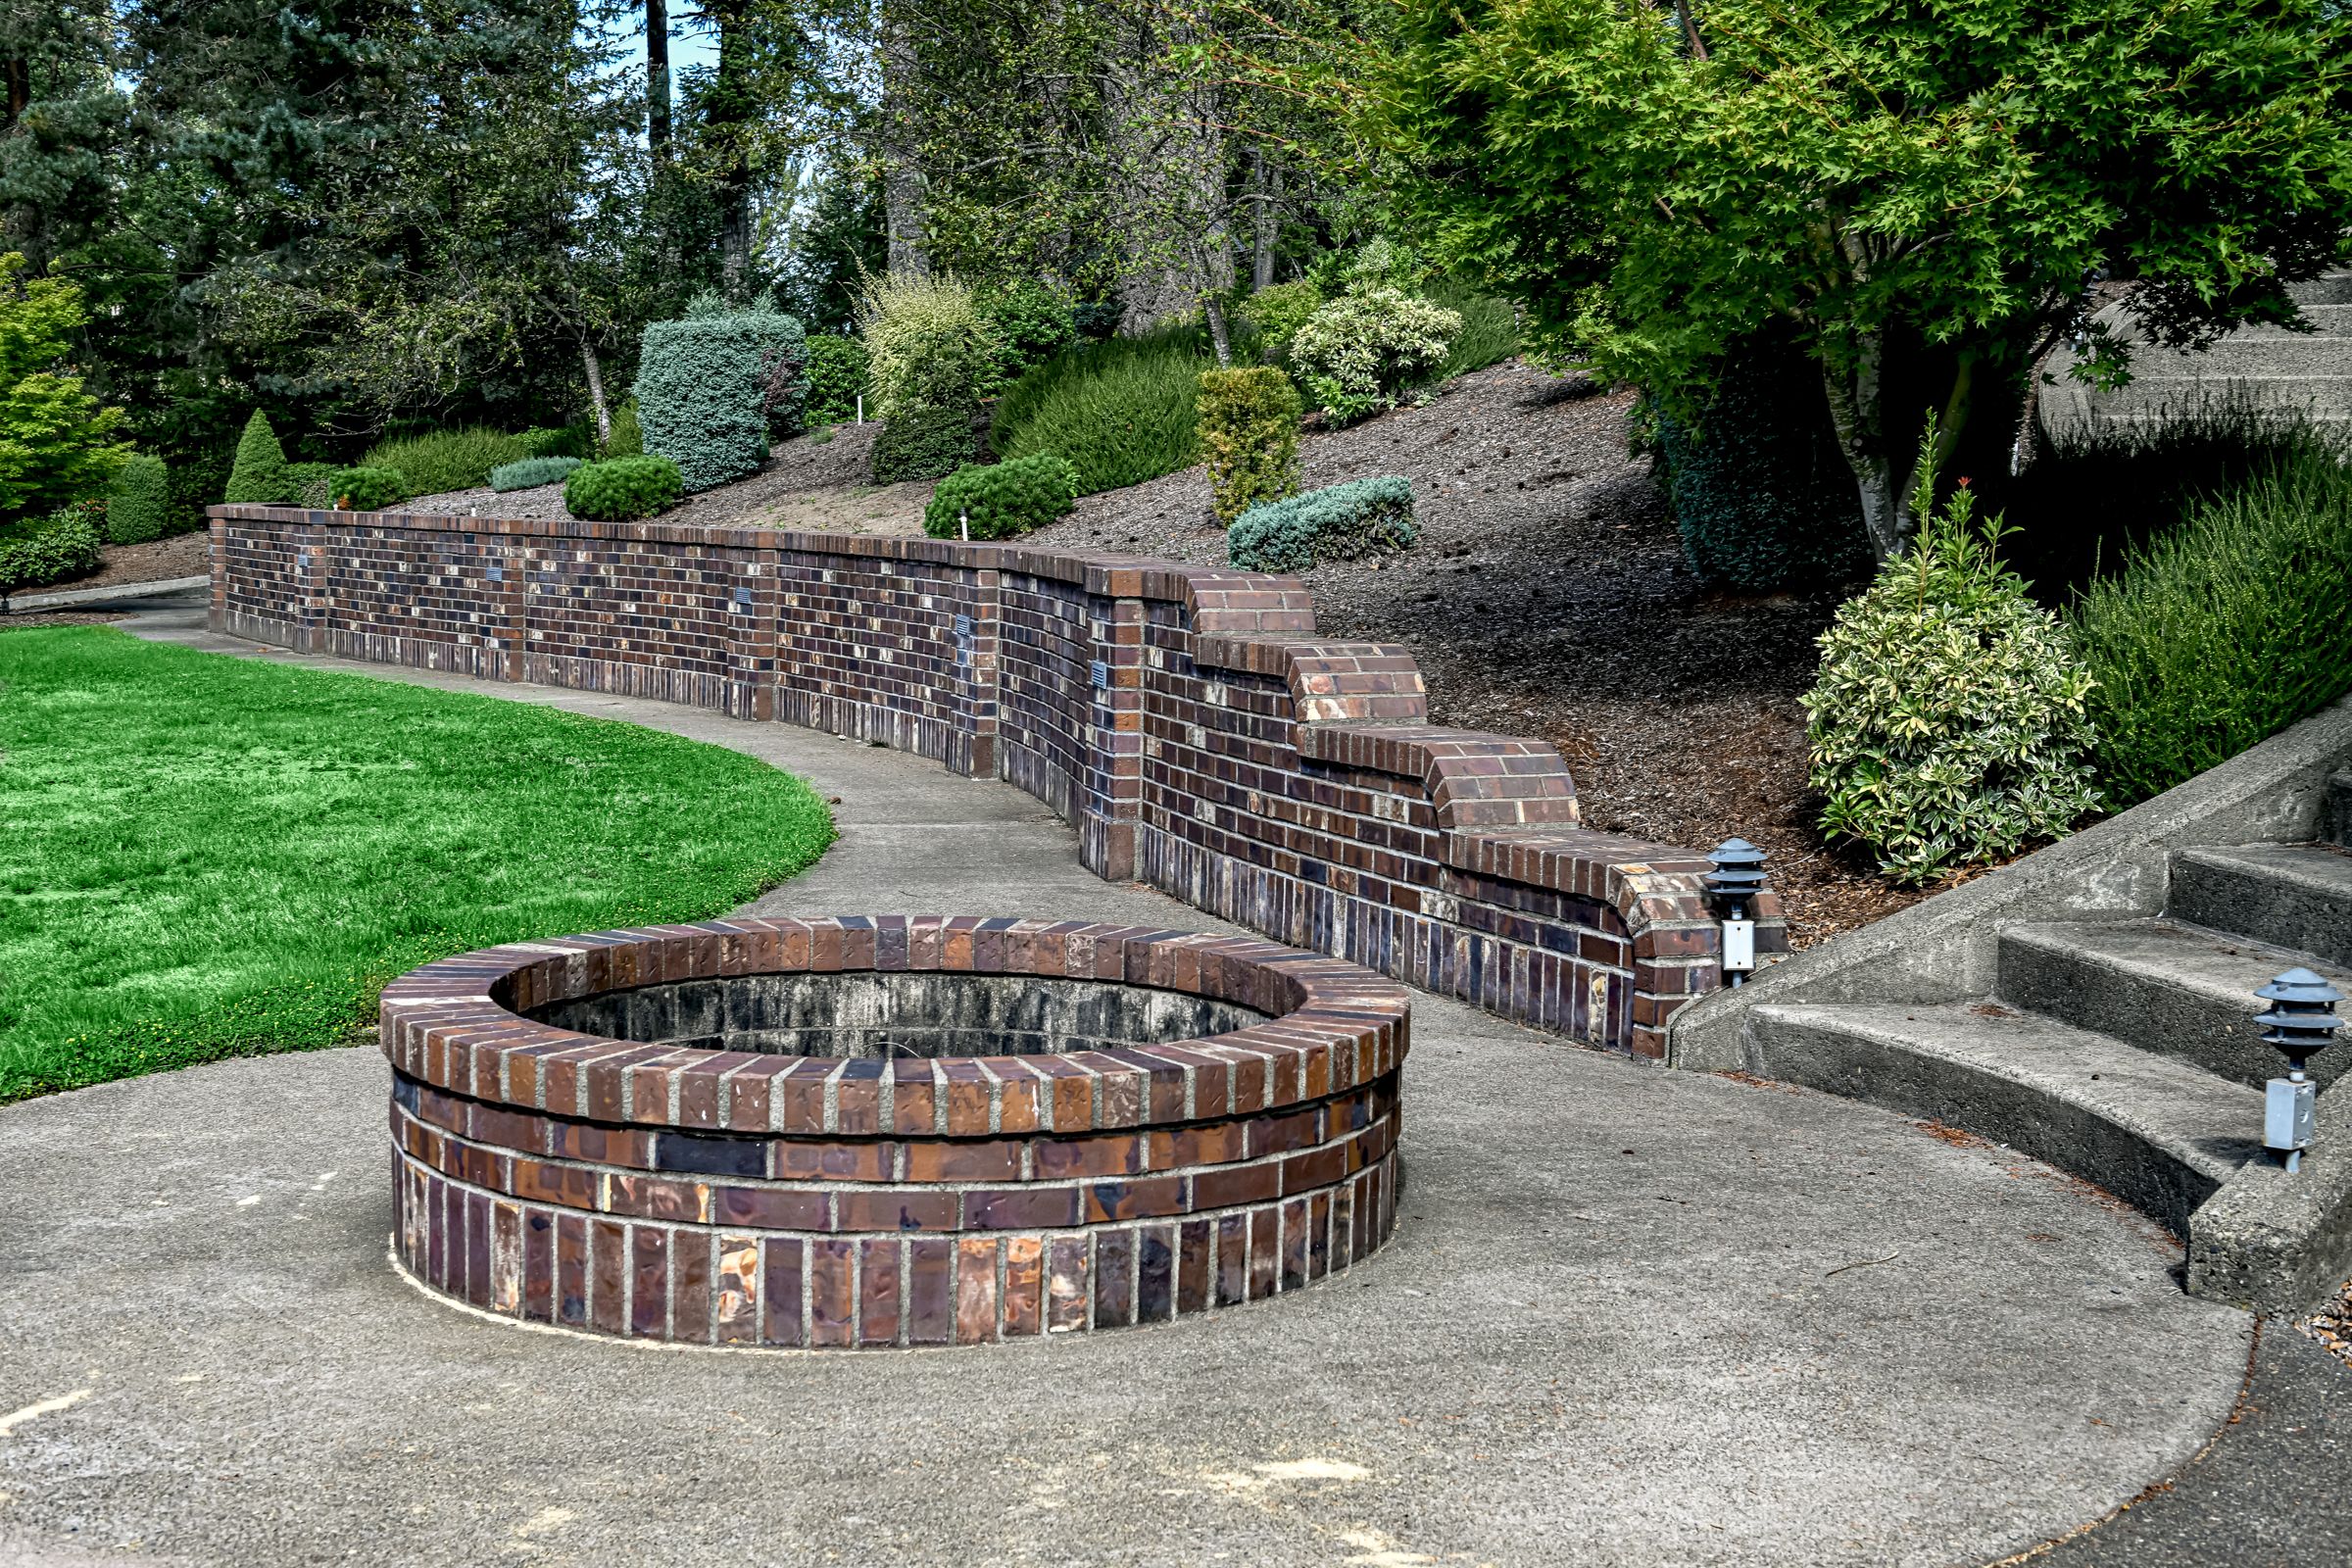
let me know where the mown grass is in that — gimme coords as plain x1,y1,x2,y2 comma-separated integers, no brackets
0,627,834,1101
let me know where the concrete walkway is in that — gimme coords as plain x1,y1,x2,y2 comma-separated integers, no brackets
0,599,2278,1566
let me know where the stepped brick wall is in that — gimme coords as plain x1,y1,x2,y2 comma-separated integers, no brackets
211,504,1785,1056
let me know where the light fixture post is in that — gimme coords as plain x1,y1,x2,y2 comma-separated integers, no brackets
2256,967,2343,1173
1704,838,1769,989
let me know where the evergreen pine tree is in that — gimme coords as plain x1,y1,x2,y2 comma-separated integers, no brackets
222,410,289,504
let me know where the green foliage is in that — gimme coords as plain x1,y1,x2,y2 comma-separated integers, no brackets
0,253,128,524
1801,434,2101,885
517,425,593,460
329,466,406,512
106,455,172,544
489,456,584,493
1228,476,1418,572
0,502,105,594
221,409,291,505
165,452,231,536
1289,287,1461,423
871,406,979,484
977,278,1077,383
1431,285,1520,379
564,456,683,521
359,426,528,499
923,454,1081,540
284,463,339,510
996,336,1212,495
0,626,834,1102
634,306,808,492
858,272,1002,417
1654,332,1874,591
1242,280,1326,363
990,323,1208,453
1198,368,1303,526
803,333,871,425
602,401,643,458
1380,0,2352,559
2071,441,2352,807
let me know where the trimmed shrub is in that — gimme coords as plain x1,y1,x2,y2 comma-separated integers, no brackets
978,278,1076,383
634,306,807,491
858,272,1001,417
1801,437,2102,886
1654,330,1874,592
803,333,870,425
284,462,339,510
1432,284,1520,379
489,456,583,493
361,427,529,498
997,334,1213,495
329,466,405,511
222,410,292,505
1289,287,1461,423
1241,280,1324,362
1199,368,1302,526
2072,440,2352,807
564,456,683,522
871,406,978,484
106,454,171,543
0,501,104,593
1228,476,1418,572
923,454,1080,540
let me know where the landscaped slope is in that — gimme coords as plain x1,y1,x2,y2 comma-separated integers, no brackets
0,627,834,1100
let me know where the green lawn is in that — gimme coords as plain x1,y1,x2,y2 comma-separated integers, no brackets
0,626,834,1102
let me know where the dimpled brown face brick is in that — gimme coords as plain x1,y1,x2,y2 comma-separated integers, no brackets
382,919,1409,1348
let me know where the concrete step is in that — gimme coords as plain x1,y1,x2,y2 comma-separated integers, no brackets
1998,919,2352,1091
2328,770,2352,849
2289,273,2352,308
2171,843,2352,969
2229,304,2352,339
2132,337,2352,375
1744,1002,2259,1238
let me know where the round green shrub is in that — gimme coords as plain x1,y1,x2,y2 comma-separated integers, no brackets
106,453,171,543
1802,450,2101,887
222,410,291,505
0,502,105,593
490,456,583,493
802,334,870,425
329,466,406,511
978,278,1076,382
871,406,978,484
1289,287,1461,424
923,454,1080,540
998,344,1212,495
564,456,683,522
1198,368,1301,526
635,307,807,492
284,462,339,510
1228,476,1417,572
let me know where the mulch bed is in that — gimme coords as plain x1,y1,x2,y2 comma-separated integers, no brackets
2302,1276,2352,1370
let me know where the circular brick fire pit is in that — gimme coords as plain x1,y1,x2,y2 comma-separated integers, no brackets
380,917,1410,1348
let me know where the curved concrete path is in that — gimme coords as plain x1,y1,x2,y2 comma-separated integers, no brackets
0,602,2264,1566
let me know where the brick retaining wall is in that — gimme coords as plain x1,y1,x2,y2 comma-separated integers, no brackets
212,504,1785,1056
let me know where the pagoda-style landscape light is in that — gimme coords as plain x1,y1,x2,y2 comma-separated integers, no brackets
1705,837,1770,988
2254,966,2344,1173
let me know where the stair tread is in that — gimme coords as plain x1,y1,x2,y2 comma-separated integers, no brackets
2006,916,2352,1006
2178,840,2352,894
1754,1000,2259,1184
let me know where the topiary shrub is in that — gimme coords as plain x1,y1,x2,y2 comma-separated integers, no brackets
1241,280,1324,363
329,466,405,511
1198,367,1301,525
2072,438,2352,807
361,427,529,498
222,410,292,504
977,278,1076,383
997,336,1213,495
0,501,104,593
564,456,683,521
106,454,171,543
489,456,583,493
1801,432,2101,886
635,305,807,492
1228,475,1418,572
922,453,1080,540
1654,329,1874,592
1288,286,1461,423
803,333,870,425
871,405,978,483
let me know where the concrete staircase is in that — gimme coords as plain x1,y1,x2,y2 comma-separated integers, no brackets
2041,272,2352,440
1673,722,2352,1315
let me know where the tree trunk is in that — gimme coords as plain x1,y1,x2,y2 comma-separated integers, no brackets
1820,338,1906,562
580,335,612,451
3,56,26,132
706,0,753,301
645,0,671,153
1108,12,1232,333
1203,292,1233,367
879,6,928,278
1250,153,1278,290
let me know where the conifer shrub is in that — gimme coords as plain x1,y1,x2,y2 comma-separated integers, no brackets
922,454,1080,540
803,334,870,424
564,456,683,521
1198,368,1302,525
489,456,583,493
0,501,104,593
106,454,171,543
222,410,292,505
329,466,405,511
1228,476,1417,572
284,463,339,510
1288,287,1461,423
871,405,979,483
602,401,643,458
1802,432,2101,886
977,278,1076,383
996,337,1213,495
1431,284,1521,379
361,427,528,498
858,273,1000,416
635,305,807,491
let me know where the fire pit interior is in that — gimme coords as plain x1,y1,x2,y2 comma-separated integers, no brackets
380,917,1410,1348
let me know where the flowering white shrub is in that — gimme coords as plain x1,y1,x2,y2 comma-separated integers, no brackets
1287,286,1461,423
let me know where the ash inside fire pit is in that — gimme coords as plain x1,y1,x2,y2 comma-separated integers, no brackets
531,974,1268,1058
